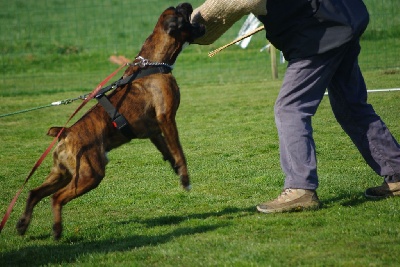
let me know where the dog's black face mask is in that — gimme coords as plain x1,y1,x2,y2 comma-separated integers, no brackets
163,3,205,43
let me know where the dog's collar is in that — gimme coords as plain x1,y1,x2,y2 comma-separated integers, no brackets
131,56,174,70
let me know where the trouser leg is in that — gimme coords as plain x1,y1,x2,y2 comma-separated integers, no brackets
275,48,347,190
327,40,400,182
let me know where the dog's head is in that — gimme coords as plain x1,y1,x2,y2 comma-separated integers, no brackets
160,3,205,43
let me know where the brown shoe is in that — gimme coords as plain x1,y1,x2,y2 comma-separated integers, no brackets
256,188,321,214
365,181,400,199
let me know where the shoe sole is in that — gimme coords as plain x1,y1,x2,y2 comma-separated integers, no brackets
365,191,400,200
256,203,320,214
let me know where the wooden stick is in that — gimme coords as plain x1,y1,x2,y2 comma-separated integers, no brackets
270,45,278,79
208,25,265,57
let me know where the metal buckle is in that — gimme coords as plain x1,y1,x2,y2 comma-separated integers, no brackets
135,56,148,68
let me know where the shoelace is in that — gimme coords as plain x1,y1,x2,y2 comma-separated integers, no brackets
277,188,293,200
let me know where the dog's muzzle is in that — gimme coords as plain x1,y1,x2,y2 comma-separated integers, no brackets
190,23,206,42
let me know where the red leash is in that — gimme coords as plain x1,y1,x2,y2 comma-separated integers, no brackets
0,63,127,233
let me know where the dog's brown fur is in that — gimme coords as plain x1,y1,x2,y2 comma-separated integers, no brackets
16,3,205,240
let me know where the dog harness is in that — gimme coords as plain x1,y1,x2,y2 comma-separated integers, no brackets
96,57,173,139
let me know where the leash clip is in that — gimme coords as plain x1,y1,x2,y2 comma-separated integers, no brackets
135,56,148,68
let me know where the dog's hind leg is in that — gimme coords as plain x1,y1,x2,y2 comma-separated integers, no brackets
50,160,105,240
157,116,190,190
16,169,71,236
150,134,177,173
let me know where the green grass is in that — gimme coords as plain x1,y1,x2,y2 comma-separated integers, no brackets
1,0,400,266
1,73,400,266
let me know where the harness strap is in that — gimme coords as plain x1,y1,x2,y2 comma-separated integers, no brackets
96,65,172,97
96,65,172,139
96,95,136,139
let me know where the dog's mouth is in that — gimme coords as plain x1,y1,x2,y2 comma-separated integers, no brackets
188,21,206,43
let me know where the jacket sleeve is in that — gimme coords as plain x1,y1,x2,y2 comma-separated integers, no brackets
190,0,267,45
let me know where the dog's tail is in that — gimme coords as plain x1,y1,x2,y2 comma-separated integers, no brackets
47,127,65,137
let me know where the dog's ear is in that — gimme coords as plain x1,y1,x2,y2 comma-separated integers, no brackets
163,3,193,35
176,3,193,22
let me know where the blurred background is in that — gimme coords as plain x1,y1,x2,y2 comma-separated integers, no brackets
0,0,399,95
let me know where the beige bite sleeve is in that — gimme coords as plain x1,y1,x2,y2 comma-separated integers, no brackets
191,0,267,45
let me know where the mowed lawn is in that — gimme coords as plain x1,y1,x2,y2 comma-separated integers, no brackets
1,0,400,266
1,70,400,266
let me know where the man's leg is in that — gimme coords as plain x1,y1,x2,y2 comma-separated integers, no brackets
257,46,348,213
275,48,348,190
328,40,400,177
327,39,400,199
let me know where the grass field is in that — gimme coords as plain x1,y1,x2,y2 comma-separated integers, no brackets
1,1,400,266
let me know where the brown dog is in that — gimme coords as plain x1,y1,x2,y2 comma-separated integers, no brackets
16,3,205,240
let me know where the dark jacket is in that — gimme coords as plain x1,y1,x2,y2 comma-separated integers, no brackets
258,0,369,60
